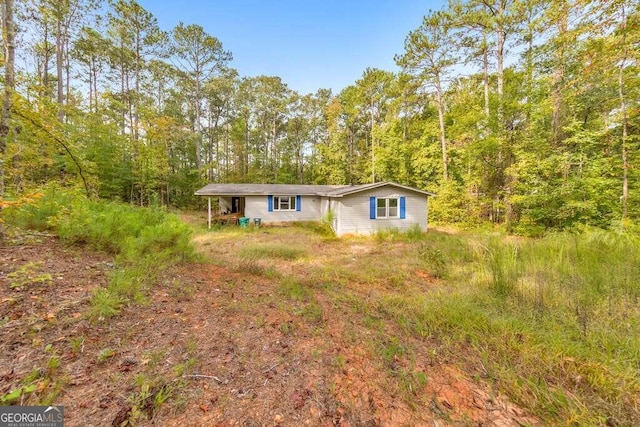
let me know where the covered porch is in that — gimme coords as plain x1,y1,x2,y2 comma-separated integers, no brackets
206,196,245,228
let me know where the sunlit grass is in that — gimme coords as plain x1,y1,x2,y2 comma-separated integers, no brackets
239,243,307,261
193,223,640,424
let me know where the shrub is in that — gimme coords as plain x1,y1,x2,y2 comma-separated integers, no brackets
5,185,196,319
3,186,83,231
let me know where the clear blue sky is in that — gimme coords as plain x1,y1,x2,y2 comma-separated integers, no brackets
137,0,446,95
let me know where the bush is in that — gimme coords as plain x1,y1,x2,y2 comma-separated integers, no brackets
5,185,196,319
3,186,84,231
429,180,478,226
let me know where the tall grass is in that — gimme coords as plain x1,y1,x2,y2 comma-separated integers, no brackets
239,244,306,261
372,229,640,424
5,186,196,319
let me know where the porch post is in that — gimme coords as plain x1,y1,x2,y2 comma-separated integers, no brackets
207,197,211,230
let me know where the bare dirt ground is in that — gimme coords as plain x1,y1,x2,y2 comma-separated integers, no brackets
0,225,538,426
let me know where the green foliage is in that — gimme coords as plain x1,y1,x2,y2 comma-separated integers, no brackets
480,240,519,297
294,220,336,239
7,262,52,289
4,0,639,238
126,374,176,424
88,288,124,319
68,336,85,355
298,302,323,324
3,187,84,231
0,347,65,406
373,225,424,243
417,245,447,278
378,336,406,371
239,244,306,261
0,384,37,405
278,277,312,301
97,348,117,364
375,229,640,424
429,180,477,226
5,185,196,319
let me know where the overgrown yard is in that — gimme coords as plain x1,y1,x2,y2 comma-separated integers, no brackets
1,200,639,426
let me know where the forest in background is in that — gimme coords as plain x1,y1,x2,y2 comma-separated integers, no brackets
0,0,638,234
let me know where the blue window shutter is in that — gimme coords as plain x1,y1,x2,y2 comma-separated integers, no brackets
370,196,376,219
268,195,273,212
296,195,301,211
400,197,406,219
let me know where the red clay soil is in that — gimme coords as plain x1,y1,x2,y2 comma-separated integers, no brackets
0,234,538,426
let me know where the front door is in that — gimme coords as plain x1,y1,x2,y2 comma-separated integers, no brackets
231,197,245,215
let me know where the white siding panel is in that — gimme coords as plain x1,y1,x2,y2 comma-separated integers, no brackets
336,187,427,236
244,195,323,223
331,199,340,236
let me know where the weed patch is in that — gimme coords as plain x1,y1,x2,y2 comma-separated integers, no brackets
7,262,52,289
0,349,67,405
239,244,306,260
373,229,640,424
278,277,312,301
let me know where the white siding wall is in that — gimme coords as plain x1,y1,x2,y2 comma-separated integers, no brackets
244,195,323,222
331,199,341,236
336,187,428,236
320,198,329,217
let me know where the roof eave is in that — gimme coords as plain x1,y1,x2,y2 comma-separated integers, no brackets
326,181,435,197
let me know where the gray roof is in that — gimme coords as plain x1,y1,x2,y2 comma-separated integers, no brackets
195,183,344,196
195,182,435,197
323,182,436,197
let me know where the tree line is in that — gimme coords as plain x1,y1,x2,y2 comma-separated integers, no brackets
1,0,638,232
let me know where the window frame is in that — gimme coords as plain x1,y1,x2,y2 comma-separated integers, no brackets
375,197,400,219
273,195,297,212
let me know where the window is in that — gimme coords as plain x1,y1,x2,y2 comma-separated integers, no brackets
273,196,296,211
376,197,400,219
370,196,405,219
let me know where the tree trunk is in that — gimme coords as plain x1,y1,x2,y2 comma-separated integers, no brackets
120,48,126,133
56,18,64,122
435,76,448,181
225,121,230,178
617,5,629,218
496,5,505,121
88,59,94,112
272,116,278,181
482,33,490,119
194,61,203,171
1,0,16,197
551,5,568,144
244,118,249,176
134,28,141,142
370,98,375,183
92,59,98,113
214,112,220,182
43,25,50,97
65,36,70,121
